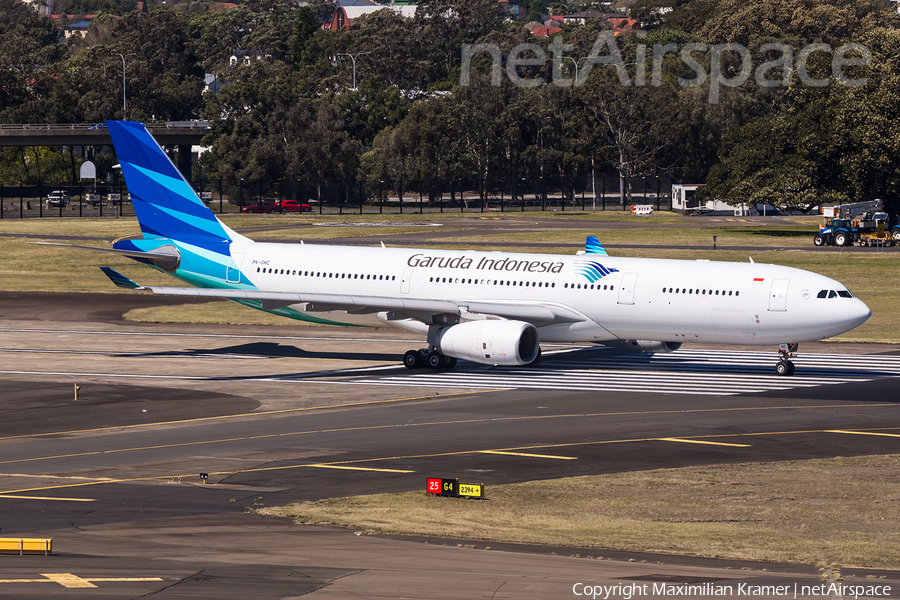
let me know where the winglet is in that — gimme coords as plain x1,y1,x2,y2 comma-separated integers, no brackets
100,267,144,289
585,236,608,256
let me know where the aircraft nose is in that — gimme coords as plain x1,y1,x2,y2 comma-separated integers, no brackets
848,299,871,327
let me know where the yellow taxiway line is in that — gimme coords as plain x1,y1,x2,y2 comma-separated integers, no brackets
305,464,413,473
477,450,577,460
659,438,752,447
0,495,94,501
827,429,900,438
0,573,163,588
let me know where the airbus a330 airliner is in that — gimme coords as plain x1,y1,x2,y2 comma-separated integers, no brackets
61,121,871,375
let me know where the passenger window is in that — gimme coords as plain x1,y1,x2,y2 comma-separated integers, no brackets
735,291,740,296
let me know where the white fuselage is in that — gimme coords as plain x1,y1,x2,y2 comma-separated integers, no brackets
227,242,870,346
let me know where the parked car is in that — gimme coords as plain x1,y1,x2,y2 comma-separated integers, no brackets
276,199,312,213
240,199,312,213
240,199,278,214
46,190,69,208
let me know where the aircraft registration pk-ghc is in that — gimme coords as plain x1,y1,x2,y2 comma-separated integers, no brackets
54,121,871,375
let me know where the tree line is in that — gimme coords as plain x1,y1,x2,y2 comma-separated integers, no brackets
1,0,899,211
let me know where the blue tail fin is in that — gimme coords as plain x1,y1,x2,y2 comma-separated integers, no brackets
107,120,232,255
585,235,608,256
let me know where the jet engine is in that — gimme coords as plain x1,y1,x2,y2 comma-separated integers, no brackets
435,320,539,366
616,340,683,353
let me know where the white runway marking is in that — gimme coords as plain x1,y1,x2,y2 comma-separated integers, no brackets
341,349,900,397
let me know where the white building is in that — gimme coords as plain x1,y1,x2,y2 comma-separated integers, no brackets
671,184,760,216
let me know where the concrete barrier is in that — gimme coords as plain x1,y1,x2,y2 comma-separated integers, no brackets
0,538,52,555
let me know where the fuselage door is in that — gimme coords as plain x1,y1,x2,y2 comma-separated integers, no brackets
617,273,639,305
401,267,412,294
226,253,244,284
768,278,789,311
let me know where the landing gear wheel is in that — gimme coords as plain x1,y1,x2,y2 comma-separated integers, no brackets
427,352,444,369
444,356,457,369
403,350,421,369
775,360,795,376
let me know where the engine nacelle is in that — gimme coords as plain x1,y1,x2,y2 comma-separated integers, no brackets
435,320,539,366
617,340,683,353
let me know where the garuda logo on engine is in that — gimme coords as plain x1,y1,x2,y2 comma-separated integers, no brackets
574,258,619,282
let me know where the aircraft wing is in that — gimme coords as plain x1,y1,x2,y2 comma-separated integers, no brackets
100,268,584,325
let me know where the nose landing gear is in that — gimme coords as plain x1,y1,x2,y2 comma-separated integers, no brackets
775,343,798,376
403,348,457,370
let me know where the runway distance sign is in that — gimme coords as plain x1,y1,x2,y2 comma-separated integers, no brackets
426,478,459,497
458,483,484,498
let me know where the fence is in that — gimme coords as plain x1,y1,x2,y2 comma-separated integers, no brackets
0,175,675,219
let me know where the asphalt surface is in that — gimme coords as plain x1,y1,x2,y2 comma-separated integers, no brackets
1,288,899,598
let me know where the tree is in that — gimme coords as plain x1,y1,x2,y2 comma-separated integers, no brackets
665,0,899,45
580,66,682,207
0,0,64,121
290,7,319,67
702,27,900,212
295,102,360,205
187,7,252,71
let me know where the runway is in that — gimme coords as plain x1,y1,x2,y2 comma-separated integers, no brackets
1,293,899,598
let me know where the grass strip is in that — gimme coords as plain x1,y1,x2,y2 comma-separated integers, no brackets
437,225,819,248
263,454,900,569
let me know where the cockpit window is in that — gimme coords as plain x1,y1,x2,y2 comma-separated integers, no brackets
817,290,828,298
838,290,853,298
828,290,838,298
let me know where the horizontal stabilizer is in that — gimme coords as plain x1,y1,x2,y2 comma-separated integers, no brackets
33,242,180,270
585,236,609,256
100,267,144,289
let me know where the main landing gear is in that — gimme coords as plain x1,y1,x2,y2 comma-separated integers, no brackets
775,343,798,376
403,348,458,370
